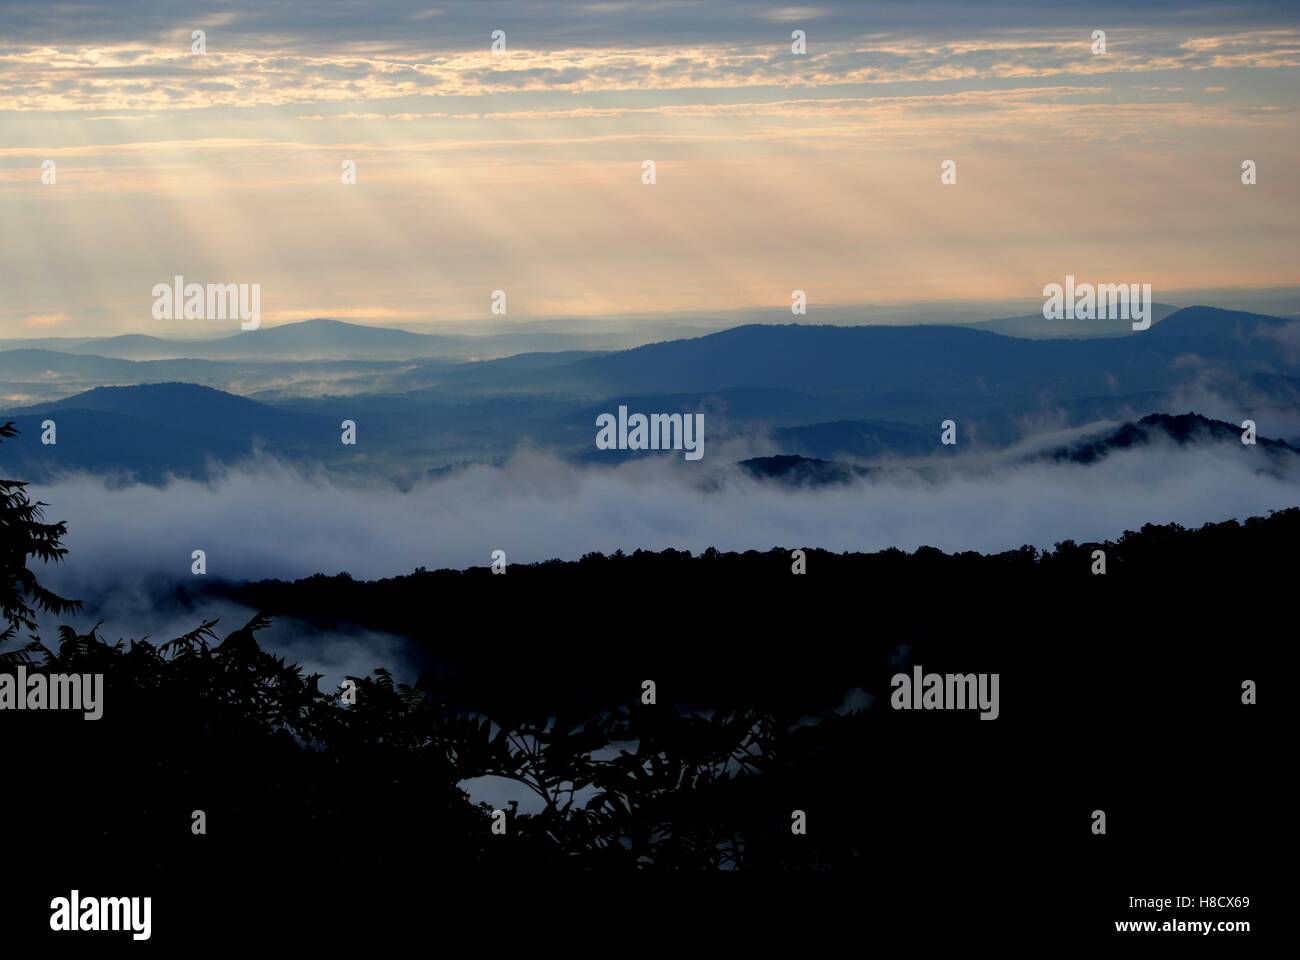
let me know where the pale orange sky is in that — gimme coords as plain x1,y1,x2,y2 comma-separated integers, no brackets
2,2,1298,337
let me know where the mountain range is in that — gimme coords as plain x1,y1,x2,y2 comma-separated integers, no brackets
2,306,1297,481
0,317,635,364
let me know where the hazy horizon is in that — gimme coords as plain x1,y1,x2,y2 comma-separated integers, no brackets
4,0,1300,338
2,287,1298,345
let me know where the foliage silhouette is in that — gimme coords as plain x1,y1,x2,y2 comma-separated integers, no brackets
0,423,80,643
0,425,1287,878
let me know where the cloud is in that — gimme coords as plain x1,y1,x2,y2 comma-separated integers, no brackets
21,313,73,329
763,7,828,23
29,437,1300,590
30,570,421,692
19,430,1297,747
2,27,1297,111
3,1,1297,51
1160,367,1300,440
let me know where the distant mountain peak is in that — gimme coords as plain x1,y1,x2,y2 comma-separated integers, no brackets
1051,411,1298,464
738,454,868,486
7,380,279,417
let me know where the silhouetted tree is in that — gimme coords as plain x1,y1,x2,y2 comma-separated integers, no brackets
6,430,1287,877
0,422,80,645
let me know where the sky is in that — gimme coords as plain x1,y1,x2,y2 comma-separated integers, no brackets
1,0,1299,338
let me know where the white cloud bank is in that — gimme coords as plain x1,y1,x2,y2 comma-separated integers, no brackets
30,438,1300,588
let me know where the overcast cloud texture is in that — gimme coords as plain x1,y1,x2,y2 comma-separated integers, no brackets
2,0,1298,333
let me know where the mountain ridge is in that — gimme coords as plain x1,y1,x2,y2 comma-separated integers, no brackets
739,412,1300,486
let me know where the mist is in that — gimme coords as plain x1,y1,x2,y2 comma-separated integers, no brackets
30,435,1300,591
19,419,1292,748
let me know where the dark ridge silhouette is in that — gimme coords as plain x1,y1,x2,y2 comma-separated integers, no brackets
739,453,869,485
1,383,332,481
523,305,1297,396
9,506,1286,883
1050,412,1299,464
6,381,307,427
192,507,1300,717
6,305,1297,486
0,423,1285,942
738,411,1300,486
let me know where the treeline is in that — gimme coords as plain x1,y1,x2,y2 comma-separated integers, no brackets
8,606,1276,881
6,616,892,871
1,416,1286,896
201,507,1299,712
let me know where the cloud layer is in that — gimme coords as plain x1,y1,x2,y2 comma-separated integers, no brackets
4,28,1298,111
31,438,1300,587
